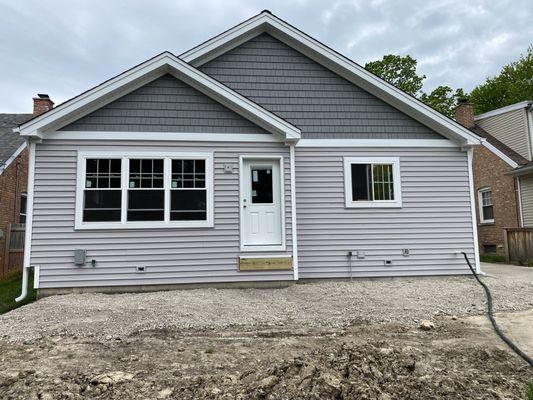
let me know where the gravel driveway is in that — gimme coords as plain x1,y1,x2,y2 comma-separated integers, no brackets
1,262,532,343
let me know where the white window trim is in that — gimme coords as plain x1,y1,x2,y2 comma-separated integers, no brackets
477,187,494,224
75,150,214,230
343,157,402,208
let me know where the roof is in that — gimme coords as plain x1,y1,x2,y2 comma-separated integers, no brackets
470,124,529,168
0,113,32,168
181,11,481,146
16,52,300,141
475,100,532,120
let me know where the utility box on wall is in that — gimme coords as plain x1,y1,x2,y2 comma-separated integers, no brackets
74,249,86,266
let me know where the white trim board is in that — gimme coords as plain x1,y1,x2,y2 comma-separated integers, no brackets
16,52,300,141
297,139,456,148
46,131,282,143
0,142,26,175
181,11,481,147
467,148,481,273
474,101,532,120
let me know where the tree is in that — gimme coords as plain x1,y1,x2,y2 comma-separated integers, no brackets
469,46,533,114
420,87,466,118
365,55,425,96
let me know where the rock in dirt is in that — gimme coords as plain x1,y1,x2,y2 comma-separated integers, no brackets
90,371,134,385
418,320,435,331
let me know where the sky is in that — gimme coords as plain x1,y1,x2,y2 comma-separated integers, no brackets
0,0,531,113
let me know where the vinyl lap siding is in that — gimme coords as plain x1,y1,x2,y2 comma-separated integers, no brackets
520,175,533,227
60,74,269,134
32,140,293,288
200,33,441,140
476,108,530,160
295,147,475,278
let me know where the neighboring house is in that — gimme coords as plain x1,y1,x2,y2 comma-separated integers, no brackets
0,95,54,278
15,11,483,295
455,100,533,256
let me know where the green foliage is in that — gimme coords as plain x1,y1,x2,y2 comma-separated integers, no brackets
527,381,533,400
205,347,215,354
0,272,36,314
420,87,466,118
480,254,506,264
470,46,533,114
365,54,425,96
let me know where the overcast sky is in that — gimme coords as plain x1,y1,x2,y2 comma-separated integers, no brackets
0,0,531,113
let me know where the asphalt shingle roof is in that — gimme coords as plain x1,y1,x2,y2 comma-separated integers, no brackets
0,113,32,167
470,125,529,166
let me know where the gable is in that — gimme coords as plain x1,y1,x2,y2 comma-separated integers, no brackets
60,74,269,134
200,34,442,140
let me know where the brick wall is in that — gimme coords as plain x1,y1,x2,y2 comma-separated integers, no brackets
0,147,28,276
472,145,520,255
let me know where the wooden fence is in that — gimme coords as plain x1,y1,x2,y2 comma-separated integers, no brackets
503,228,533,265
1,224,25,279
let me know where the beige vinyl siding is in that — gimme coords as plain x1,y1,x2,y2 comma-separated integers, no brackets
31,139,293,289
476,108,530,160
295,146,476,278
520,174,533,227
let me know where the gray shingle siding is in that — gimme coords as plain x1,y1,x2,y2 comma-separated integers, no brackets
200,34,442,140
60,74,269,134
32,139,293,289
295,147,475,277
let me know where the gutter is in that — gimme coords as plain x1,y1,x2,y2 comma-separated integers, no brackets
16,139,37,302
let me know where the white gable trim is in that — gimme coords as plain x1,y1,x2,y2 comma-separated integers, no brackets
181,11,481,146
0,142,26,175
474,101,531,120
15,52,300,141
481,140,519,168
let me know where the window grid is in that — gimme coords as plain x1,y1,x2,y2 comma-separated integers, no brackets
83,159,122,222
372,164,394,201
171,159,207,221
85,159,121,189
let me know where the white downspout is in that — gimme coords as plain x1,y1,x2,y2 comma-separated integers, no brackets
516,176,524,228
16,139,36,302
289,143,299,280
467,147,481,273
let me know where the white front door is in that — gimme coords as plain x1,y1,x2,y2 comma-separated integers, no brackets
241,158,283,248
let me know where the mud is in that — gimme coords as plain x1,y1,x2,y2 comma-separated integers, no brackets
0,314,531,399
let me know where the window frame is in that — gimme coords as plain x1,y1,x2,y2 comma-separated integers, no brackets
477,187,494,224
75,151,214,230
343,157,402,208
19,193,27,224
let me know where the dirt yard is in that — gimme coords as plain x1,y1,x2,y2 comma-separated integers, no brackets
0,263,532,399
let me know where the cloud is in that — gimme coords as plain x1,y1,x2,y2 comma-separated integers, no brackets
0,0,531,112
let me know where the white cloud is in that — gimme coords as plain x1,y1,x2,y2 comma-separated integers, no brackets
0,0,531,112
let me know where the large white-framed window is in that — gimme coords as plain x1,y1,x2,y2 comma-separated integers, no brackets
75,151,213,229
477,187,494,224
343,157,402,208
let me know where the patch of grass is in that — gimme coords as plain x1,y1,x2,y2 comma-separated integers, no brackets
527,382,533,400
0,272,36,315
480,254,506,263
205,347,215,354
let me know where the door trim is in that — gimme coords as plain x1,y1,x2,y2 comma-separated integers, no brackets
239,155,286,252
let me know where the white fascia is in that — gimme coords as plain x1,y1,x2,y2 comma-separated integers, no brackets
481,140,519,168
15,52,300,142
181,11,481,147
474,101,532,120
0,142,26,175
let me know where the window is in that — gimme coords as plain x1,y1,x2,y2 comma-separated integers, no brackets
19,193,27,224
478,188,494,223
483,244,497,254
83,159,122,222
251,166,273,204
171,159,207,221
76,152,213,229
344,157,402,208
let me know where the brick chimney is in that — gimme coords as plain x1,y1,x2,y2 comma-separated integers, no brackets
33,94,54,116
455,98,475,128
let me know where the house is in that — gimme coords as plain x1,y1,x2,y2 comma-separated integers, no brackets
454,100,533,256
15,11,483,296
0,95,54,279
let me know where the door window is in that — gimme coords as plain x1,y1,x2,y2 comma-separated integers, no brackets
251,167,273,204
